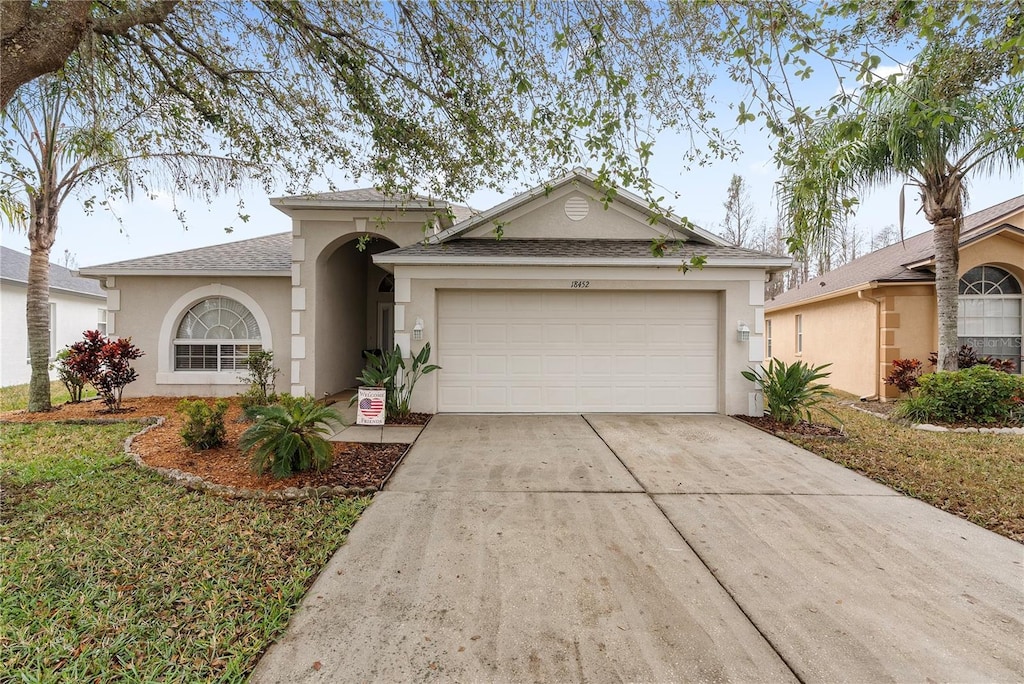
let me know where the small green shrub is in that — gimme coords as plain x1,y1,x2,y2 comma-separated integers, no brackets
238,350,279,414
891,395,942,424
742,358,840,426
896,365,1024,424
52,347,86,403
178,399,229,450
240,395,340,478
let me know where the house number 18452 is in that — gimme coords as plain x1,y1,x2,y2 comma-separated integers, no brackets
570,280,590,288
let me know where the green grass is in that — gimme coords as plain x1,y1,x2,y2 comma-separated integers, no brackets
786,399,1024,543
1,421,369,682
1,380,98,412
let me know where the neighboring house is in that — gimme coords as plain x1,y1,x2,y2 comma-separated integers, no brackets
79,169,791,415
765,195,1024,400
1,245,107,386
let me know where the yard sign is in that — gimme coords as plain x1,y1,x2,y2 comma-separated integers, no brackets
357,387,386,426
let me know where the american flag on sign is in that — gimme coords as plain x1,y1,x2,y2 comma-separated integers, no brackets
359,396,384,418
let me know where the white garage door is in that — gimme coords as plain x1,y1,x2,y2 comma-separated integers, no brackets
437,290,718,412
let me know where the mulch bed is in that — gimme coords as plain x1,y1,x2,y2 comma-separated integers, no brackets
734,414,846,438
2,396,408,492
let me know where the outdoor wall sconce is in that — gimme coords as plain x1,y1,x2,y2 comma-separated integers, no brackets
413,317,424,341
737,321,750,343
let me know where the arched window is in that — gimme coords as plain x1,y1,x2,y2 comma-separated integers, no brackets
174,297,262,371
958,265,1022,373
378,274,395,293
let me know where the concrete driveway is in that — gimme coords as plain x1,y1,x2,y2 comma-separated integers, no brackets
252,415,1024,683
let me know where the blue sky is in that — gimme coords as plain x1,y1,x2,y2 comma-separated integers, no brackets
3,46,1022,269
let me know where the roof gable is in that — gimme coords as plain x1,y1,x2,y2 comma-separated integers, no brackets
431,168,728,247
1,245,105,297
459,186,673,241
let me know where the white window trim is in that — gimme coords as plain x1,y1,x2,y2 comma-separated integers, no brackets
795,314,803,354
766,318,773,358
157,284,273,385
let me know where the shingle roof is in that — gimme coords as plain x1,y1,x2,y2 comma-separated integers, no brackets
1,245,105,297
767,195,1024,309
376,238,789,266
80,232,292,274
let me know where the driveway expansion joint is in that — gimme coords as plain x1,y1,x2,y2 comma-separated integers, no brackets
581,414,809,684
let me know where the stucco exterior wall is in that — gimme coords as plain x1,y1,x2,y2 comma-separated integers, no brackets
960,233,1024,284
394,265,768,416
109,275,290,397
287,211,440,397
1,284,106,386
767,294,878,398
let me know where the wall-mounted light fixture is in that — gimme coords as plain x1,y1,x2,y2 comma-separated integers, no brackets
412,317,424,341
737,321,750,343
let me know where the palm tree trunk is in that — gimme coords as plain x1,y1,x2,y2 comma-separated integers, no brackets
933,217,961,370
926,188,963,372
26,192,58,412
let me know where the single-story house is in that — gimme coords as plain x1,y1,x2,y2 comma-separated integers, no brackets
765,195,1024,400
1,245,107,386
79,169,792,415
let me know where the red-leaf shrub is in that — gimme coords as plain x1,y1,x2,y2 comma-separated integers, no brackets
884,358,923,394
66,330,144,411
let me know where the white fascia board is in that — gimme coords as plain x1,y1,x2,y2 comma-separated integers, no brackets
52,288,106,300
77,268,290,277
269,197,449,216
373,254,792,269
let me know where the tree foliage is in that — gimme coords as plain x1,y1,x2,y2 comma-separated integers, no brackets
778,40,1024,371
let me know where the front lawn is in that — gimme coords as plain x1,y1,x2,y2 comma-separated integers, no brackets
1,420,369,682
0,380,97,412
783,399,1024,543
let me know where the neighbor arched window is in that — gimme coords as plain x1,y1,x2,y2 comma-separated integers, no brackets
958,265,1022,373
174,297,262,371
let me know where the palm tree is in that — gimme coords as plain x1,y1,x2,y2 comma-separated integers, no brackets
779,45,1024,371
1,65,255,411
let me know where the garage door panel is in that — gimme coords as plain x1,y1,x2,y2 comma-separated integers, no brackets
440,354,473,375
475,386,508,407
475,356,507,375
580,356,612,376
439,323,472,345
543,355,576,375
509,355,542,375
580,324,612,344
437,291,718,412
544,324,576,344
509,324,542,343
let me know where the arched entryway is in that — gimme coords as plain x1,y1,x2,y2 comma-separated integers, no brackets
315,236,399,394
958,264,1022,372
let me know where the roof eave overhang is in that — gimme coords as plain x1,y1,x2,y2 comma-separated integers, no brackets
1,276,105,299
78,268,290,278
373,255,792,269
903,224,1024,271
765,279,933,312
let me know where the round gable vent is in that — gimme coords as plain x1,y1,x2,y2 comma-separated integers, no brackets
564,196,589,221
